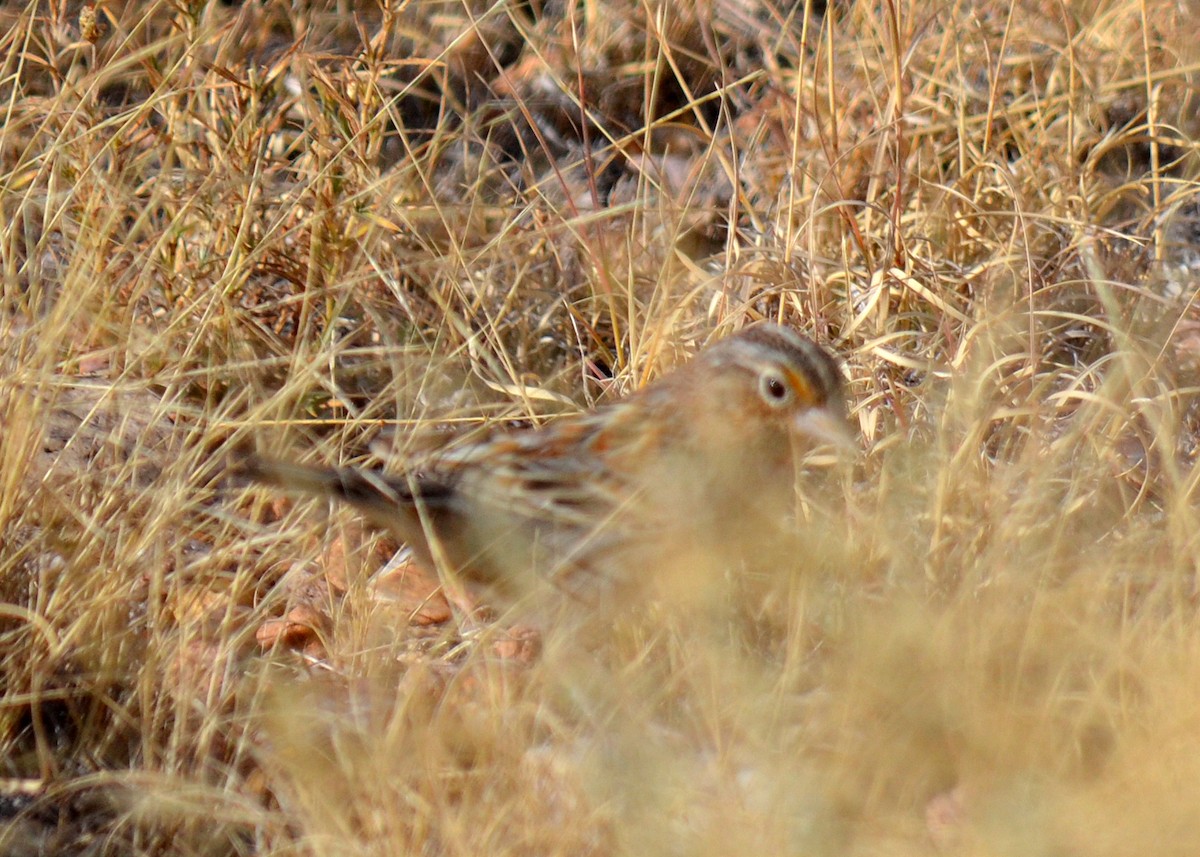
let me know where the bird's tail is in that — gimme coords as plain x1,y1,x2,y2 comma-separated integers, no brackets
234,452,420,518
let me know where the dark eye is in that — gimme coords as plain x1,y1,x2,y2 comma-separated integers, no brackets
760,374,792,405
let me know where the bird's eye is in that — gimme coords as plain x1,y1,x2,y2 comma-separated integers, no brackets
759,373,792,406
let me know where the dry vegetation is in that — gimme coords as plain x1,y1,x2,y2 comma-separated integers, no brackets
3,0,1200,853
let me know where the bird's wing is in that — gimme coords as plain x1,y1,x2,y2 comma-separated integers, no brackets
434,407,652,524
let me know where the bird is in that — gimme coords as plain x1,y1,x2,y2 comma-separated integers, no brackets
242,323,853,607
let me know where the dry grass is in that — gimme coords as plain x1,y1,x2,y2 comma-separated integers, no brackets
2,0,1200,854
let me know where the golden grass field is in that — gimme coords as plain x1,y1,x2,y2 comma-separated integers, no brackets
3,0,1200,853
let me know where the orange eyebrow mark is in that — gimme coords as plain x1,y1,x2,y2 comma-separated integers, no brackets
783,366,819,405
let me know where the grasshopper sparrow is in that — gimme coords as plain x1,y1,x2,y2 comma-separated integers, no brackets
244,323,852,604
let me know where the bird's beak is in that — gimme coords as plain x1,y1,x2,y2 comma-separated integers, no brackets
793,407,858,451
